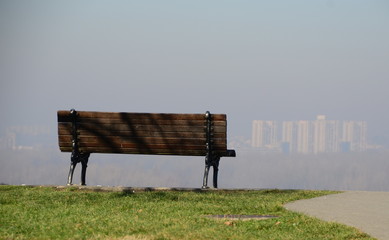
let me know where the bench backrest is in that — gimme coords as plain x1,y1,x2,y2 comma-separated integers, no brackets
57,110,229,156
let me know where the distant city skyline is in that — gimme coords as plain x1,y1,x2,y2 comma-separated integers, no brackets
252,115,368,154
0,118,380,152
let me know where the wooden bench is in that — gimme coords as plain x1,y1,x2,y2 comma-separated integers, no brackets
57,109,236,188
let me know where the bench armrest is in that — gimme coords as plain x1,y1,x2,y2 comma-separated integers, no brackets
225,149,236,157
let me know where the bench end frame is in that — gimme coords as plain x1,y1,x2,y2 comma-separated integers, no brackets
202,111,220,189
67,109,90,186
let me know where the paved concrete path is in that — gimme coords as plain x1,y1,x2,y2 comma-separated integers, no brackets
284,191,389,240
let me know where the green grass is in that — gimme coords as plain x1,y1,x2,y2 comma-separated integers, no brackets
0,186,374,240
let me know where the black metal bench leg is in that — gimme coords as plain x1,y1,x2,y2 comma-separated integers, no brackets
202,155,221,189
67,160,77,185
80,153,90,186
202,163,211,189
212,157,220,189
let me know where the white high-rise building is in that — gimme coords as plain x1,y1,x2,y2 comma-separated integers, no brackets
282,121,297,152
342,121,367,152
313,116,326,153
312,116,341,153
251,120,278,149
296,121,311,153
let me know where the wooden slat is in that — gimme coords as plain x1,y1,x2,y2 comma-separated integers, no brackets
58,123,226,134
58,117,226,127
58,135,226,148
59,142,226,150
76,123,207,132
59,144,227,152
58,135,204,145
59,146,230,156
57,142,227,151
58,110,226,121
58,129,226,139
58,135,225,146
59,146,207,156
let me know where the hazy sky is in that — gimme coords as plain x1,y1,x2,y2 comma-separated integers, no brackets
1,0,388,142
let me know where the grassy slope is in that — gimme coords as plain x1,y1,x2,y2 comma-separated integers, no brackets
0,186,374,240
